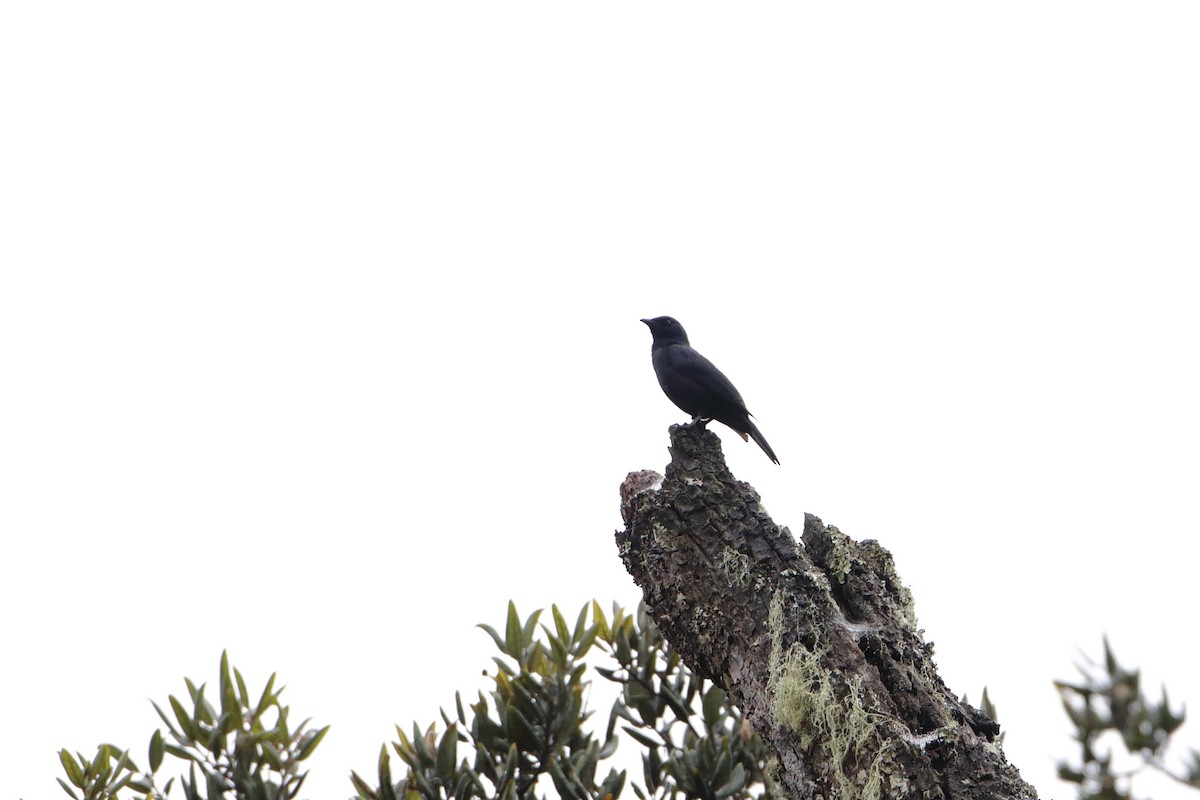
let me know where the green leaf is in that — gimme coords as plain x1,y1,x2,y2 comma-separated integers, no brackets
349,770,378,800
592,600,610,642
702,686,726,729
255,672,279,717
576,624,600,659
110,748,132,784
207,714,228,756
498,743,519,793
436,723,458,784
713,745,733,785
509,677,539,719
234,665,250,708
149,728,165,772
521,608,543,651
377,744,396,800
107,770,134,796
205,767,226,798
715,762,747,799
451,770,474,800
59,750,84,788
261,740,284,770
615,626,631,666
219,651,232,707
393,723,413,754
191,683,215,727
572,603,591,644
461,763,488,797
163,743,195,761
505,706,541,751
548,634,570,666
297,725,330,761
288,772,311,800
600,767,627,800
977,687,997,723
573,740,599,787
56,777,81,800
477,623,507,654
621,725,662,749
411,722,434,766
94,743,113,777
546,756,588,800
455,691,467,726
552,605,571,645
169,695,197,741
151,701,186,746
599,735,619,760
504,601,522,657
643,746,662,791
613,606,630,639
219,662,244,731
411,762,438,797
551,698,583,744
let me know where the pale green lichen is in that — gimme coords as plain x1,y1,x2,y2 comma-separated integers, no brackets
895,585,918,633
856,539,921,634
823,526,855,585
804,565,832,593
720,547,752,587
761,754,784,798
720,546,755,589
829,530,921,634
767,592,905,800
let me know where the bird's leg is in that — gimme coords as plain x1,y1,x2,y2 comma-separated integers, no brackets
686,415,712,431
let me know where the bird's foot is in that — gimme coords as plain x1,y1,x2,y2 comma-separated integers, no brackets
685,417,712,431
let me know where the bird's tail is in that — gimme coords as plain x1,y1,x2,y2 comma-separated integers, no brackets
743,418,780,465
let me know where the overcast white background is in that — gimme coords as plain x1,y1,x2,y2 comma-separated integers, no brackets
3,4,1198,799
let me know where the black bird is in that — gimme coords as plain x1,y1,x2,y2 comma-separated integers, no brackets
641,316,779,464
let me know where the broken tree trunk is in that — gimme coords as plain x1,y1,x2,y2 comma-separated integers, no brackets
616,424,1038,800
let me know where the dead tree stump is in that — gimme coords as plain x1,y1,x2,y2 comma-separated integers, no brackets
616,424,1037,800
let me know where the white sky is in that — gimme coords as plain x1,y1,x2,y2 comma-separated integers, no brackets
3,4,1198,799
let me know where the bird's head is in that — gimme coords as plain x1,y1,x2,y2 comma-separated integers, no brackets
641,316,690,346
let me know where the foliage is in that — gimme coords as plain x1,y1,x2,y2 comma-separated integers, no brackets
57,744,141,800
56,606,1199,800
350,600,773,800
1056,638,1200,800
57,651,327,800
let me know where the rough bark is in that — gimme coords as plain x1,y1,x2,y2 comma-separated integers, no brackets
616,424,1038,800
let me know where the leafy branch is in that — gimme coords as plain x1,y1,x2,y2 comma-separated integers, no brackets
57,652,327,800
1056,638,1199,800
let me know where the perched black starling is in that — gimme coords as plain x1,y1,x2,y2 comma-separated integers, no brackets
641,316,779,464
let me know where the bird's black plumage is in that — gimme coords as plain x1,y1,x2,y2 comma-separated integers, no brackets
641,316,779,464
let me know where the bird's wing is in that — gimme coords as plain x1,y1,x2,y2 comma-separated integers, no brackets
661,344,747,414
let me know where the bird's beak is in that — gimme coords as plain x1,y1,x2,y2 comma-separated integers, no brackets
640,318,652,326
